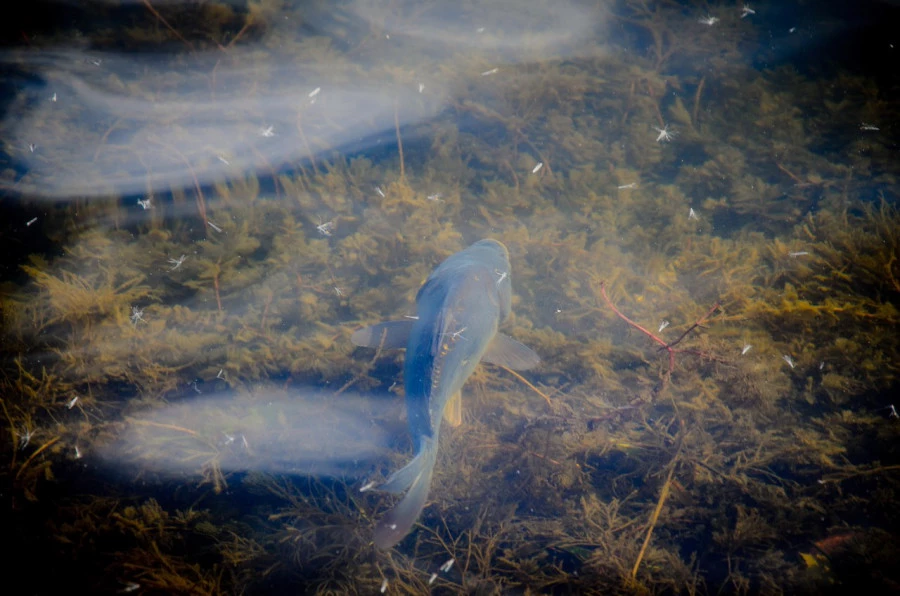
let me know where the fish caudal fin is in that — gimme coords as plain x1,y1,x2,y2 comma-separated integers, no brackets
374,438,438,549
378,449,426,494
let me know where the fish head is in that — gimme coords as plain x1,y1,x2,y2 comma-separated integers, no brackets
460,239,512,321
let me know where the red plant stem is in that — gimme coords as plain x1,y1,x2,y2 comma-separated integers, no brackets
213,269,223,312
599,282,669,349
598,282,719,375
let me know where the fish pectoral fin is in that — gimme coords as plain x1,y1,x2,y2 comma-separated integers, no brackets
482,334,541,370
444,391,462,427
350,320,414,349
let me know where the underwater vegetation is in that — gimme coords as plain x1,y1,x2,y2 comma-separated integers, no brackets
1,0,899,593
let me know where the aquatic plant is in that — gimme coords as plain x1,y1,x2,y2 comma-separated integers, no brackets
1,0,899,593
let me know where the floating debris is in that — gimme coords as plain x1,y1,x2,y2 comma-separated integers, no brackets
316,220,335,236
167,255,186,271
653,124,675,142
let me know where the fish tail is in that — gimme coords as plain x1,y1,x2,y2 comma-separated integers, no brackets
378,450,426,494
374,437,438,549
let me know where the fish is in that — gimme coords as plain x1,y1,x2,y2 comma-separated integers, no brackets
351,239,540,548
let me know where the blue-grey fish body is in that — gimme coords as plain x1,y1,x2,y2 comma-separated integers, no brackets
351,239,539,548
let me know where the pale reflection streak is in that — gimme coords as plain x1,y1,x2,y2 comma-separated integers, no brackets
3,49,441,199
1,0,600,200
99,388,401,479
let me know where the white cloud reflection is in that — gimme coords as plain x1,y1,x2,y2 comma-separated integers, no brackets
99,387,401,479
3,47,442,199
1,0,603,201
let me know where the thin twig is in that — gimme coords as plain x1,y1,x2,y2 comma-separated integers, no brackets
140,0,195,51
631,449,680,579
149,138,208,230
127,418,199,436
225,19,252,50
394,100,405,182
886,254,900,294
295,115,319,176
661,301,720,351
259,291,273,335
692,76,705,128
776,163,805,185
498,365,552,406
819,464,900,484
213,264,223,312
14,436,60,481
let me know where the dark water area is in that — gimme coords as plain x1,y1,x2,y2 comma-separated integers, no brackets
1,1,899,594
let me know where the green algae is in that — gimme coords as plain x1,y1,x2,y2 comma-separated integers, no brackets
1,0,900,594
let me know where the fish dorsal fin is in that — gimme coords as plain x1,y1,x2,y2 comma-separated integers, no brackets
444,391,462,427
350,320,414,349
482,334,541,370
